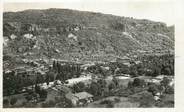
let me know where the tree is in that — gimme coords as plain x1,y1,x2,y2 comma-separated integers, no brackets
45,71,55,85
163,67,171,75
36,74,44,84
89,82,101,96
72,82,85,93
160,77,170,89
128,81,133,88
53,60,56,70
35,85,41,94
39,89,48,100
45,74,50,85
132,78,145,87
100,99,114,108
139,92,155,107
147,84,159,95
3,99,9,108
152,67,161,77
54,96,73,108
129,65,138,77
165,86,174,94
108,82,116,91
10,98,17,106
47,100,56,107
112,77,119,87
97,79,106,88
3,71,17,95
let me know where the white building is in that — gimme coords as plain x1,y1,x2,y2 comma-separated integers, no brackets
65,75,92,86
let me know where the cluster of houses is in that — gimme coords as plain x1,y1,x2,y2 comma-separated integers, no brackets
65,92,93,106
44,78,94,107
4,52,174,106
143,75,174,101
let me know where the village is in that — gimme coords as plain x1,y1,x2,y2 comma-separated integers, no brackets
2,7,175,108
3,53,174,108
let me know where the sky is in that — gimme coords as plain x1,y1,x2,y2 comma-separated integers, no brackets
3,0,176,26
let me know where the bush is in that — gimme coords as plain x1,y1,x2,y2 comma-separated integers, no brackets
10,98,17,106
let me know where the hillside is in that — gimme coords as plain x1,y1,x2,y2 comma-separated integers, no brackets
3,8,174,70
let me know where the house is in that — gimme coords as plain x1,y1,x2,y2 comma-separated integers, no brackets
65,93,79,106
135,60,142,65
65,75,92,86
55,85,71,94
3,36,10,46
169,78,174,87
74,92,93,105
65,92,93,106
68,33,78,41
10,34,17,39
154,92,161,101
46,85,72,102
144,77,161,85
81,63,95,70
116,56,130,63
115,75,130,80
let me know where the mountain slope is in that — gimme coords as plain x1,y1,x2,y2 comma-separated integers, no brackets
3,8,174,69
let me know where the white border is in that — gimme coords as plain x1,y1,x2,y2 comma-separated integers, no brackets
1,0,184,112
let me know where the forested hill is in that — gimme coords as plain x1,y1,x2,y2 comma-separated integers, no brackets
3,8,174,65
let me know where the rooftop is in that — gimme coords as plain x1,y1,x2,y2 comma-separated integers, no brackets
74,92,93,100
